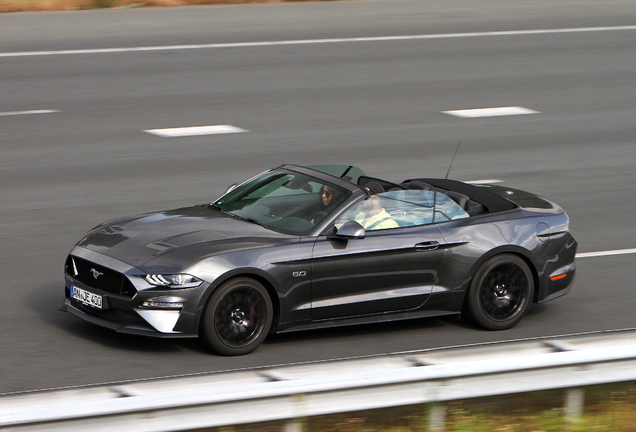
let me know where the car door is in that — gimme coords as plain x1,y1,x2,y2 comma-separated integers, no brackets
310,190,447,321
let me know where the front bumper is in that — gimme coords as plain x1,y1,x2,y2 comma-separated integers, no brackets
59,298,197,338
60,248,208,338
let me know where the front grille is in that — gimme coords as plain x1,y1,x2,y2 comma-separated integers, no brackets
66,255,136,297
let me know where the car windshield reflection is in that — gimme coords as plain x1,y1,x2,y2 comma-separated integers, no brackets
214,169,352,235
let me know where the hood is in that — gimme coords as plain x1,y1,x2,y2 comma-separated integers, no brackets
77,205,298,271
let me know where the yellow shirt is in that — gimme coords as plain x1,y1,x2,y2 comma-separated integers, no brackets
355,209,399,230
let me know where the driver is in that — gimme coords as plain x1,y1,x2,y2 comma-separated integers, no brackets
355,182,398,230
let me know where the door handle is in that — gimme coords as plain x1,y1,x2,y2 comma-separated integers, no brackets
415,241,440,251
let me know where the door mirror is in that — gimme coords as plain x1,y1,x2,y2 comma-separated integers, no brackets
331,220,366,239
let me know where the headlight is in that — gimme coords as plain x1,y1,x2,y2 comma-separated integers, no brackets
145,274,204,289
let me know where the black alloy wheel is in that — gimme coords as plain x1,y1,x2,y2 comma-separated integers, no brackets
200,277,273,356
466,254,534,330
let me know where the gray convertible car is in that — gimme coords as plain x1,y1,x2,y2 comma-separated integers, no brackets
61,165,577,355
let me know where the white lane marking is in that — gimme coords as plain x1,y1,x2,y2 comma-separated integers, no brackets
0,109,59,116
463,179,504,184
2,25,636,58
144,125,248,137
576,248,636,259
442,107,540,118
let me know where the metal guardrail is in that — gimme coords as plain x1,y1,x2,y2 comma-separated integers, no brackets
3,330,636,431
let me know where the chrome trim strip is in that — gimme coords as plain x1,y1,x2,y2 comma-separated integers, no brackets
308,285,433,310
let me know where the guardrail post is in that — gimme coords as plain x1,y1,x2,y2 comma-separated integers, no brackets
564,388,585,421
285,419,303,432
286,393,306,432
428,403,447,431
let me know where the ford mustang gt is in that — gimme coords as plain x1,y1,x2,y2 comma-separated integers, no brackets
60,164,577,355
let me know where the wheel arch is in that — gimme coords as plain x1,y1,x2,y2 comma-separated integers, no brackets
197,269,281,335
461,247,539,330
462,246,541,306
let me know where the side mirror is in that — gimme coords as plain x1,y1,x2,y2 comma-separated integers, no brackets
330,221,366,239
224,183,238,195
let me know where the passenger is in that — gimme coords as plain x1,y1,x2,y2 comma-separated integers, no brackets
311,184,341,224
355,182,399,230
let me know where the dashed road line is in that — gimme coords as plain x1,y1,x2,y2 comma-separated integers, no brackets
442,107,540,118
576,248,636,259
144,125,248,137
2,25,636,58
0,109,59,116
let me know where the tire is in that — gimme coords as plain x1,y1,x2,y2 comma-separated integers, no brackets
200,277,273,356
465,254,534,331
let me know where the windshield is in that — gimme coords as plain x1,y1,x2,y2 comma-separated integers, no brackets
214,169,352,235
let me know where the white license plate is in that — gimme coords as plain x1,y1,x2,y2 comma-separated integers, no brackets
71,285,103,309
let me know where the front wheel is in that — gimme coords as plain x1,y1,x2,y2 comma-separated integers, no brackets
465,254,534,330
200,277,273,356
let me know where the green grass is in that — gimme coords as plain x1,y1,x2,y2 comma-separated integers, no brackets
0,0,318,13
203,382,636,432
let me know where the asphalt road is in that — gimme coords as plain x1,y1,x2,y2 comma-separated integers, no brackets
1,0,635,394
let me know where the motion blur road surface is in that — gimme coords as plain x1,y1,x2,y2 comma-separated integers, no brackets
1,0,635,393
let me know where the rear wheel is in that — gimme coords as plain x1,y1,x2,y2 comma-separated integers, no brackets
466,254,534,330
200,277,273,356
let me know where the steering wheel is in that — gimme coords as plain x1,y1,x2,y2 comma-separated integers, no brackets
312,211,328,225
